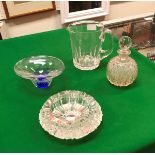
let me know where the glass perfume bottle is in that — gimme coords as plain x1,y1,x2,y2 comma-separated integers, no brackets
107,36,138,87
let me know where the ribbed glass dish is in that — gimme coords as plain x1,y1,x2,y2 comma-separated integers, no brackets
14,55,65,88
39,90,103,139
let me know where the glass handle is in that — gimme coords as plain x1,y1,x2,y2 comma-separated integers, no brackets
99,29,113,60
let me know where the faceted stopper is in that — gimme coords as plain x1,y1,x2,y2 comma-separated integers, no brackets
119,36,132,50
118,36,132,55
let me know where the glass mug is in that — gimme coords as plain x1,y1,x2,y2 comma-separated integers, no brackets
67,20,113,70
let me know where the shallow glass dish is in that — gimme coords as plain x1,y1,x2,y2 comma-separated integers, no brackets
39,90,103,139
14,55,65,88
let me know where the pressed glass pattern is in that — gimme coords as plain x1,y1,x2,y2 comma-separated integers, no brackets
67,20,113,70
107,36,138,87
39,90,103,139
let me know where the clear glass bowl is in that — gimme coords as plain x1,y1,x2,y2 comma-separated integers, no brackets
14,55,65,88
39,90,103,139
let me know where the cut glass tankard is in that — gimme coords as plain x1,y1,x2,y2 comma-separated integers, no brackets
67,20,113,70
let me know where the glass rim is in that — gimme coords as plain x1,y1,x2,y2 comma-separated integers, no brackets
67,20,104,33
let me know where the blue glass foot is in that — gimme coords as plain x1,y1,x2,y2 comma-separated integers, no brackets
32,78,52,89
36,81,49,88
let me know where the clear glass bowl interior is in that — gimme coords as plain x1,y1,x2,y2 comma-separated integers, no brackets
14,55,65,88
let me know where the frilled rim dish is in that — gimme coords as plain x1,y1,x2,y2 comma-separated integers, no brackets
39,90,103,140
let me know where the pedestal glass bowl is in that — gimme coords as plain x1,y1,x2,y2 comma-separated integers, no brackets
39,90,103,139
14,55,65,88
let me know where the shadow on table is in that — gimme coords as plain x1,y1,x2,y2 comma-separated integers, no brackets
17,78,64,97
136,142,155,153
43,120,103,146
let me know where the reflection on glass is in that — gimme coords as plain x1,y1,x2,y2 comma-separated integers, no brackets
69,1,101,13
